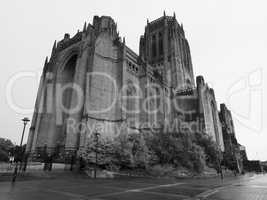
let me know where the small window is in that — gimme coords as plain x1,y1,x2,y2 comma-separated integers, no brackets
158,32,163,55
152,34,157,57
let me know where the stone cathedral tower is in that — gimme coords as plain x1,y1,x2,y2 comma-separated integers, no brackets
26,13,225,160
139,12,195,90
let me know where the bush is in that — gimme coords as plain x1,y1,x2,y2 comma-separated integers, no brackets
82,132,151,171
112,133,151,170
0,149,9,162
112,134,134,169
148,164,175,177
146,131,207,174
189,143,206,173
80,130,218,175
194,132,221,167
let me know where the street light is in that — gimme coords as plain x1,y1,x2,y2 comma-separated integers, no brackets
20,118,30,146
94,131,100,179
12,117,30,183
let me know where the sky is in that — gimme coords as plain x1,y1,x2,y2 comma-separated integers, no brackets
0,0,266,161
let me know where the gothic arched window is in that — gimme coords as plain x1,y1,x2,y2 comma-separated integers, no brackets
158,32,163,55
152,34,157,58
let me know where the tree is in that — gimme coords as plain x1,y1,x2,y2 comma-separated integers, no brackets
194,132,221,167
146,131,207,173
128,133,150,169
11,144,26,162
81,132,152,171
111,133,134,169
0,138,14,162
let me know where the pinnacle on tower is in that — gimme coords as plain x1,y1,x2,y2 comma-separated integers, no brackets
173,12,176,19
51,40,57,57
43,56,49,73
164,10,166,17
45,56,48,65
52,40,57,50
83,22,87,32
181,23,184,35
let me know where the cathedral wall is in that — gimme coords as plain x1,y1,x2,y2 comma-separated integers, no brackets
26,71,45,153
219,104,236,152
196,76,224,151
123,55,140,129
84,32,123,140
30,71,56,153
174,91,198,123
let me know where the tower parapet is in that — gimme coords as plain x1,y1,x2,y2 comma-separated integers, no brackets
93,15,119,39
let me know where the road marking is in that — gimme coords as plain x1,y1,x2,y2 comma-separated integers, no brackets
195,175,267,199
141,190,189,198
43,188,87,198
196,189,219,199
89,182,185,199
247,185,267,189
195,185,229,199
126,182,185,192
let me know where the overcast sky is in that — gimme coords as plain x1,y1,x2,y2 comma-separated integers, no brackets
0,0,266,161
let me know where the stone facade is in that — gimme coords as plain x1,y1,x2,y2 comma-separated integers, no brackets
26,13,226,159
219,104,243,172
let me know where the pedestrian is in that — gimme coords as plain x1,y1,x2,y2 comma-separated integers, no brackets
79,156,85,171
49,155,53,171
9,155,14,170
220,168,224,180
234,169,237,176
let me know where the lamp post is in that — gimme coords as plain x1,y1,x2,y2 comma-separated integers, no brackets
94,131,100,179
12,117,30,183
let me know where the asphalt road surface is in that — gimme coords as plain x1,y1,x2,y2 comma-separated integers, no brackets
0,174,266,200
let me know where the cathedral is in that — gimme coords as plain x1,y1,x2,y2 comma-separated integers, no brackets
26,13,226,160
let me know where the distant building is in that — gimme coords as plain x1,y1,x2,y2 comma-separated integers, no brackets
244,160,263,173
239,145,248,161
262,161,267,172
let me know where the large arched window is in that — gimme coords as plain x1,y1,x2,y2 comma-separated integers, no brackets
152,34,157,58
61,54,78,112
158,32,163,55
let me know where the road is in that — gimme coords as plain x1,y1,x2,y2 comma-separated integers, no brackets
0,173,266,200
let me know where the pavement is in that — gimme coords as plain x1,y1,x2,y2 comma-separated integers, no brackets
0,173,266,200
